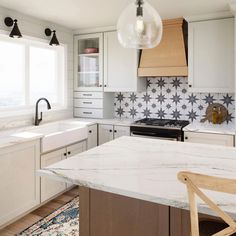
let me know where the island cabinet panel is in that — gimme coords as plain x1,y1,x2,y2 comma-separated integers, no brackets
79,187,169,236
170,207,191,236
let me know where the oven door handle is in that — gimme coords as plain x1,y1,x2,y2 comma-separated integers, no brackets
131,131,157,136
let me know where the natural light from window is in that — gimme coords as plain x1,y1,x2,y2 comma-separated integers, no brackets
0,36,66,112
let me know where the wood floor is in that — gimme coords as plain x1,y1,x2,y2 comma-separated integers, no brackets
0,188,79,236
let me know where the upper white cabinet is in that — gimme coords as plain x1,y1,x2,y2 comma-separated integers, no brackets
104,31,146,92
188,18,234,93
74,33,103,91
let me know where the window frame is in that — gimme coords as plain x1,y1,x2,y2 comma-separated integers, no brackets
0,31,68,117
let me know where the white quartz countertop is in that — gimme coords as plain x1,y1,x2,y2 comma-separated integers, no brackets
183,122,235,135
38,136,236,219
73,118,135,126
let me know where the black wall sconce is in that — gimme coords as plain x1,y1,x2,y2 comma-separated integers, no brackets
45,28,60,46
4,17,22,38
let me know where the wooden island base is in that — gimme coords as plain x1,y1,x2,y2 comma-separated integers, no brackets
79,187,221,236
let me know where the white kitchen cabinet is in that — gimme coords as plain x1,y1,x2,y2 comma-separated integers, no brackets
67,141,87,157
41,141,87,201
0,140,40,227
66,141,86,188
114,125,130,139
104,31,146,92
99,124,130,145
184,131,234,147
41,148,67,203
88,124,98,149
99,124,114,145
188,17,234,93
74,33,103,91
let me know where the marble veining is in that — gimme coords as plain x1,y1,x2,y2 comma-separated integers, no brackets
38,136,236,219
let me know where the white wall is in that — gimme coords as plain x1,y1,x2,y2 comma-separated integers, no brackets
0,6,74,129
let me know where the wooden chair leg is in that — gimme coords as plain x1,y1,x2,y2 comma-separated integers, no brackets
187,185,199,236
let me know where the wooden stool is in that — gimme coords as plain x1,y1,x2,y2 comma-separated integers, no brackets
178,171,236,236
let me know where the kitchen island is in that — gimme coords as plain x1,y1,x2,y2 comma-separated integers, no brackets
38,136,236,236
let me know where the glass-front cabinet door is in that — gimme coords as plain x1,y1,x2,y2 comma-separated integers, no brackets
74,33,103,91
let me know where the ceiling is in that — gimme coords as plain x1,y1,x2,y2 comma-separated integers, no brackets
0,0,231,30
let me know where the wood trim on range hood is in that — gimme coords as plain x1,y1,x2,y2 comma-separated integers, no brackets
138,18,188,77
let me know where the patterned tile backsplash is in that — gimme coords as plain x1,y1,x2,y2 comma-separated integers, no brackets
114,77,235,124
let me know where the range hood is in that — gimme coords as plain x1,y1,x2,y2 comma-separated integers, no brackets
138,18,188,77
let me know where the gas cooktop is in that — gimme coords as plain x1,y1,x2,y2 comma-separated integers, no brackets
132,118,189,129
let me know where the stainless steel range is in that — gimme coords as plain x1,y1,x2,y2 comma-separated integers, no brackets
130,118,189,141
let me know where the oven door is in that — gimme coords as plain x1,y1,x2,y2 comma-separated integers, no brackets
131,131,179,141
130,126,183,141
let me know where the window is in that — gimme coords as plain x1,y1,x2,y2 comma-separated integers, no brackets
0,35,66,111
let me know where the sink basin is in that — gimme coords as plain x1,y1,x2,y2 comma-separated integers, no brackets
32,122,88,153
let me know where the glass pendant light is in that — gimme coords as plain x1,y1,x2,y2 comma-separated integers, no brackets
117,0,163,49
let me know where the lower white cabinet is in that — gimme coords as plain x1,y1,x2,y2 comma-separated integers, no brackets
99,124,114,145
99,124,130,145
41,141,87,202
87,124,98,149
184,132,234,147
41,148,67,203
0,140,40,227
114,125,131,139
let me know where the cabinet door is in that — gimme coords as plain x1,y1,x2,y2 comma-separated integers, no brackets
74,33,103,91
184,132,234,147
66,141,86,188
88,124,98,149
67,141,87,157
41,148,67,203
114,125,130,139
104,31,145,92
98,124,114,145
188,18,234,93
0,140,40,227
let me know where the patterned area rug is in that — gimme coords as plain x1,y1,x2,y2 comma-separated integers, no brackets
18,197,79,236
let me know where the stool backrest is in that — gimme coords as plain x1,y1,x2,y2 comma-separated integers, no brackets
178,171,236,236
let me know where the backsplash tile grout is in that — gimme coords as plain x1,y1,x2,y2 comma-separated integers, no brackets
114,77,235,124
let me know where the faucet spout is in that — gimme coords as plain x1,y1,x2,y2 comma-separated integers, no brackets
35,98,51,126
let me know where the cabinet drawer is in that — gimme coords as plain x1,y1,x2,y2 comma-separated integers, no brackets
74,99,103,109
184,132,234,147
74,92,103,99
74,108,103,118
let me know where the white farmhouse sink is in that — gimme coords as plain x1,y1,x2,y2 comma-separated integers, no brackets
32,122,88,153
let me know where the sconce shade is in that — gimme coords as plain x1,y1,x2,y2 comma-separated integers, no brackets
4,17,22,38
50,31,60,46
45,28,60,46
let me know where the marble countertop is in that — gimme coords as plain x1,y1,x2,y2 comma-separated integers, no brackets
39,136,236,219
184,122,235,135
73,118,135,126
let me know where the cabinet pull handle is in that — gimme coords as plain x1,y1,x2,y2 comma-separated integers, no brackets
64,153,67,156
89,130,92,133
189,85,192,88
114,130,117,133
83,102,92,104
99,85,102,87
185,137,188,140
83,94,92,96
68,151,71,155
104,85,107,87
83,112,92,114
109,130,113,132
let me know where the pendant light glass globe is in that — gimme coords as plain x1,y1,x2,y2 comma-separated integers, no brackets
117,0,163,49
